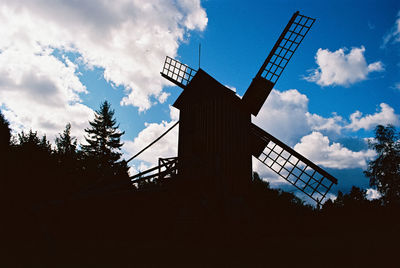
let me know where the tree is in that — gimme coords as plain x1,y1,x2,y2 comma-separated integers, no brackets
54,123,82,193
82,101,128,179
0,111,12,199
339,186,367,207
322,186,368,211
18,130,52,154
0,110,11,148
0,111,12,166
364,125,400,206
347,186,367,203
13,130,59,202
56,123,77,156
334,191,345,207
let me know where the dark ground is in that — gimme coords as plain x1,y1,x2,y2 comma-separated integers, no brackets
2,177,400,267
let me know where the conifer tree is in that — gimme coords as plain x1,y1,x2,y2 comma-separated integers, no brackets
0,111,11,149
56,123,77,156
54,123,82,194
82,101,127,178
18,130,52,153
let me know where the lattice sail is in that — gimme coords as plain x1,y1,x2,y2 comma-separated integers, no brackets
161,56,197,88
250,124,337,205
242,11,315,116
257,11,315,83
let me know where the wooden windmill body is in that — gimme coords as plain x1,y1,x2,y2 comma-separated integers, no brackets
173,69,252,203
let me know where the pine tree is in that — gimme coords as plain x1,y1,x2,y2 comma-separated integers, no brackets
54,123,82,195
56,123,77,156
18,130,52,154
82,101,127,178
15,130,57,201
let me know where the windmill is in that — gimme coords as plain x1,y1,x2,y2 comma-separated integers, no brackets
131,11,337,206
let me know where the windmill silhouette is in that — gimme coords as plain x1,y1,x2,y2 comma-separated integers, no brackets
130,11,337,206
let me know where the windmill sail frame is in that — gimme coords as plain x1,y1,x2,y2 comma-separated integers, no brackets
161,56,197,88
251,123,337,204
243,11,315,116
256,11,315,83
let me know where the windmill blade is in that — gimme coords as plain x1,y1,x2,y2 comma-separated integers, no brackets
256,11,315,83
250,123,337,205
243,11,315,116
160,56,197,88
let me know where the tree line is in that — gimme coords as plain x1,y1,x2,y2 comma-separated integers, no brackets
0,101,129,206
1,100,400,208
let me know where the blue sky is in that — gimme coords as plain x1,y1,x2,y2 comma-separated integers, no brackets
0,0,399,202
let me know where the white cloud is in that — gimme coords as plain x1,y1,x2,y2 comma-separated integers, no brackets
306,112,343,135
252,158,286,187
123,106,178,167
366,188,381,200
293,132,376,169
177,0,208,31
382,11,400,47
0,44,93,142
253,89,344,145
305,46,384,86
0,0,207,140
347,103,400,131
254,90,399,141
169,105,180,121
128,162,151,177
253,89,310,145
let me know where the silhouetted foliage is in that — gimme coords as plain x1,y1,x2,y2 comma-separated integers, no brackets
364,124,400,206
0,111,12,206
55,123,77,156
0,111,11,183
3,110,400,267
6,130,61,204
0,110,11,149
18,130,52,153
323,186,369,210
251,171,308,210
81,101,128,182
54,123,85,194
347,185,368,203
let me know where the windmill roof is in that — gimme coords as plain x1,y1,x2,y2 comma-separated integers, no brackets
173,69,240,110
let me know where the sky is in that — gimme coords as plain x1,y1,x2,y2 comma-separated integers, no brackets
1,0,399,203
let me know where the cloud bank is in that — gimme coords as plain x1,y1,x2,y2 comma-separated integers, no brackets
347,103,400,131
293,132,375,169
0,0,208,140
